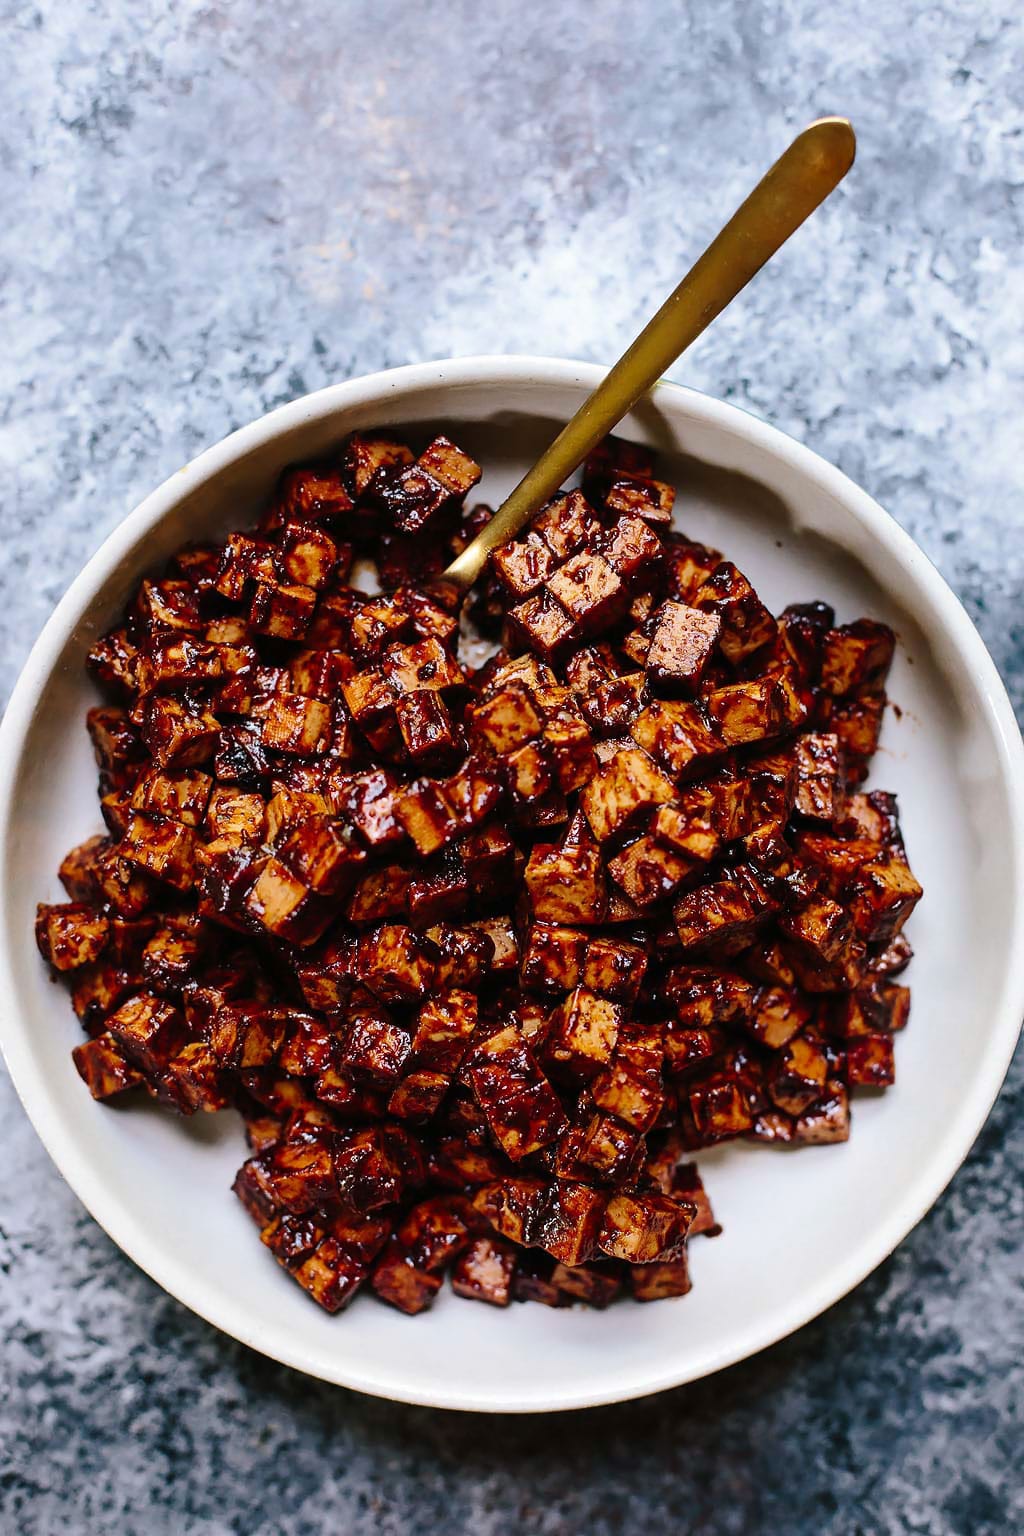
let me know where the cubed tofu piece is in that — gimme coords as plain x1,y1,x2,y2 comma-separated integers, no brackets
408,991,479,1075
631,700,723,779
674,877,762,953
705,675,804,748
524,839,606,924
72,1032,144,1100
329,768,406,850
35,902,109,971
491,536,558,600
600,513,664,584
119,811,196,891
274,522,339,589
645,602,721,692
396,779,462,857
649,802,720,863
793,733,848,822
591,1058,664,1134
606,833,693,908
339,1011,411,1087
598,1192,695,1263
204,785,266,843
106,992,187,1076
767,1033,829,1114
545,987,622,1080
132,768,214,829
274,464,354,524
687,1071,755,1140
692,561,778,663
249,581,318,641
604,475,675,524
507,590,576,663
530,490,599,560
819,619,895,696
450,1236,517,1307
141,696,220,769
629,1255,693,1301
473,1177,547,1246
792,1080,850,1143
845,1033,896,1087
848,849,923,944
520,924,587,995
245,857,334,946
556,1113,641,1184
278,816,366,895
531,1181,606,1267
581,747,675,842
468,682,544,755
545,551,627,638
357,924,436,1003
343,432,414,496
258,693,333,757
468,1026,568,1161
747,985,812,1048
394,690,459,767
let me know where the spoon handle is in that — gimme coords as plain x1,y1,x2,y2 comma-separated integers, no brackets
441,116,855,596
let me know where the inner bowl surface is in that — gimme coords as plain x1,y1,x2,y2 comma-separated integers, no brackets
2,356,1022,1412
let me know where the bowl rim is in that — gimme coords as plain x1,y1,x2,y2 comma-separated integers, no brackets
1,353,1022,1413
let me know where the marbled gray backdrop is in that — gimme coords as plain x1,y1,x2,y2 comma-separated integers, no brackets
1,1,1021,1531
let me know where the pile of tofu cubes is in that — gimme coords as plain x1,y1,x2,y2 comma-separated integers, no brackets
35,429,921,1314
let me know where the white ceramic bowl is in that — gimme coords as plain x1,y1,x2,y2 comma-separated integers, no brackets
2,357,1022,1413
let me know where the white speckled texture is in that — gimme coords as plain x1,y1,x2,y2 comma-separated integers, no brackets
1,1,1021,1530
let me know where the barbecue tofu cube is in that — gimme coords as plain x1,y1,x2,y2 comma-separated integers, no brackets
604,475,675,524
692,561,778,663
35,902,109,971
88,626,138,694
274,463,355,525
649,802,719,864
472,1177,547,1245
767,1033,829,1115
408,991,478,1075
674,877,761,952
459,823,515,893
845,1033,896,1087
343,432,414,496
357,924,436,1003
819,693,886,779
451,1236,517,1306
833,977,911,1038
705,676,804,748
545,987,622,1080
141,696,220,769
645,602,721,693
531,490,600,561
607,834,693,908
468,1026,567,1161
556,1113,641,1184
277,817,365,896
524,839,606,924
542,712,597,795
245,858,334,947
72,1032,144,1100
507,590,576,663
249,581,317,641
687,1071,755,1140
591,1058,664,1134
395,779,460,858
491,536,558,601
600,514,664,584
581,935,648,1003
468,682,543,755
131,768,213,830
792,1080,851,1143
747,985,812,1048
329,768,405,850
580,748,675,842
598,1192,695,1263
370,1240,444,1314
630,1255,693,1302
779,896,864,990
545,551,627,638
339,1012,411,1087
258,694,332,757
631,700,723,779
520,924,587,995
848,849,923,944
819,619,896,696
274,522,339,589
532,1181,606,1267
793,733,847,822
106,993,187,1076
394,691,459,766
378,463,454,538
119,812,196,892
204,785,266,844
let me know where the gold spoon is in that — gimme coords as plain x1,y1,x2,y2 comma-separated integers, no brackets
440,116,855,600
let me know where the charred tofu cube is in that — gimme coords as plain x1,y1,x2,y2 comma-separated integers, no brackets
793,733,848,822
631,699,723,779
674,877,761,952
245,858,334,947
106,992,187,1076
278,816,365,895
293,935,358,1015
407,855,471,925
545,551,627,637
692,561,778,663
629,1255,692,1301
582,935,648,1002
687,1071,755,1140
249,581,317,641
142,695,220,769
705,676,804,748
468,1025,567,1161
204,785,266,843
504,739,557,812
583,436,655,496
58,834,109,903
408,991,479,1075
132,768,213,829
258,693,332,757
524,839,606,924
274,464,354,525
747,985,812,1048
473,1177,547,1245
358,924,436,1002
284,1233,370,1313
520,924,587,995
459,823,515,893
545,987,622,1080
542,713,597,795
119,811,196,892
598,1192,694,1263
530,490,599,561
650,802,719,863
346,864,412,925
507,590,576,663
450,1235,517,1306
845,1033,896,1087
339,1011,411,1087
210,1003,287,1070
820,619,895,696
600,514,664,584
767,1033,829,1114
591,1059,664,1134
581,747,675,842
387,1070,452,1122
792,1080,850,1143
134,578,202,634
344,432,414,496
395,690,459,766
214,534,276,601
72,1032,144,1099
274,523,339,589
645,602,721,693
778,600,834,684
161,1041,229,1113
662,535,723,602
604,476,675,524
531,1180,606,1267
35,902,109,971
420,435,482,497
88,626,138,694
370,1240,443,1314
848,849,923,944
468,682,543,755
491,535,557,600
381,636,464,695
396,779,461,857
329,769,406,850
606,833,693,908
556,1113,641,1184
333,1123,425,1212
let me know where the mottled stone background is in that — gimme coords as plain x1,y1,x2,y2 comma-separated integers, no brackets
1,1,1021,1531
